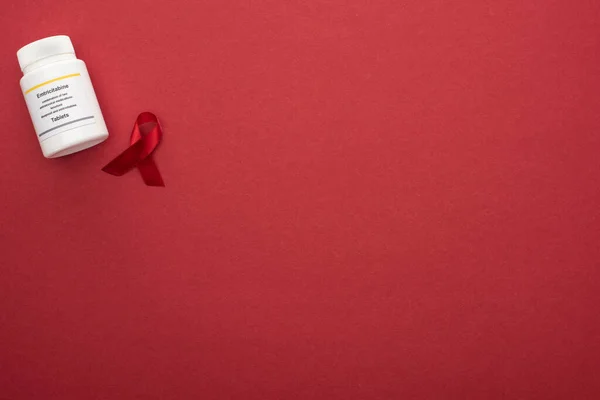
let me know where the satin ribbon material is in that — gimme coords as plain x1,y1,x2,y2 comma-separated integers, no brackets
102,112,165,186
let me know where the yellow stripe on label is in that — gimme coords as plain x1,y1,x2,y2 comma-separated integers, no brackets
24,73,81,95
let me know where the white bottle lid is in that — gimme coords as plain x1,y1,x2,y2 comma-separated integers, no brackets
17,35,75,73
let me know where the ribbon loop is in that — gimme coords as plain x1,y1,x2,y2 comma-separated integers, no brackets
102,112,165,187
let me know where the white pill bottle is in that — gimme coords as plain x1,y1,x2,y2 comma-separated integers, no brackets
17,35,108,158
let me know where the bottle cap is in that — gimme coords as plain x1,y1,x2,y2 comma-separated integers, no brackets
17,35,75,73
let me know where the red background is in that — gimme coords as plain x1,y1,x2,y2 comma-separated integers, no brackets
1,0,600,398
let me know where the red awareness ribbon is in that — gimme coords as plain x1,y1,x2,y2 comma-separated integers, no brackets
102,112,165,186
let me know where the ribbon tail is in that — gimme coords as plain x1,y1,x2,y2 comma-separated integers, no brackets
137,156,165,187
101,140,146,176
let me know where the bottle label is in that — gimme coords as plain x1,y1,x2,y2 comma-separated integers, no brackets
22,73,96,142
